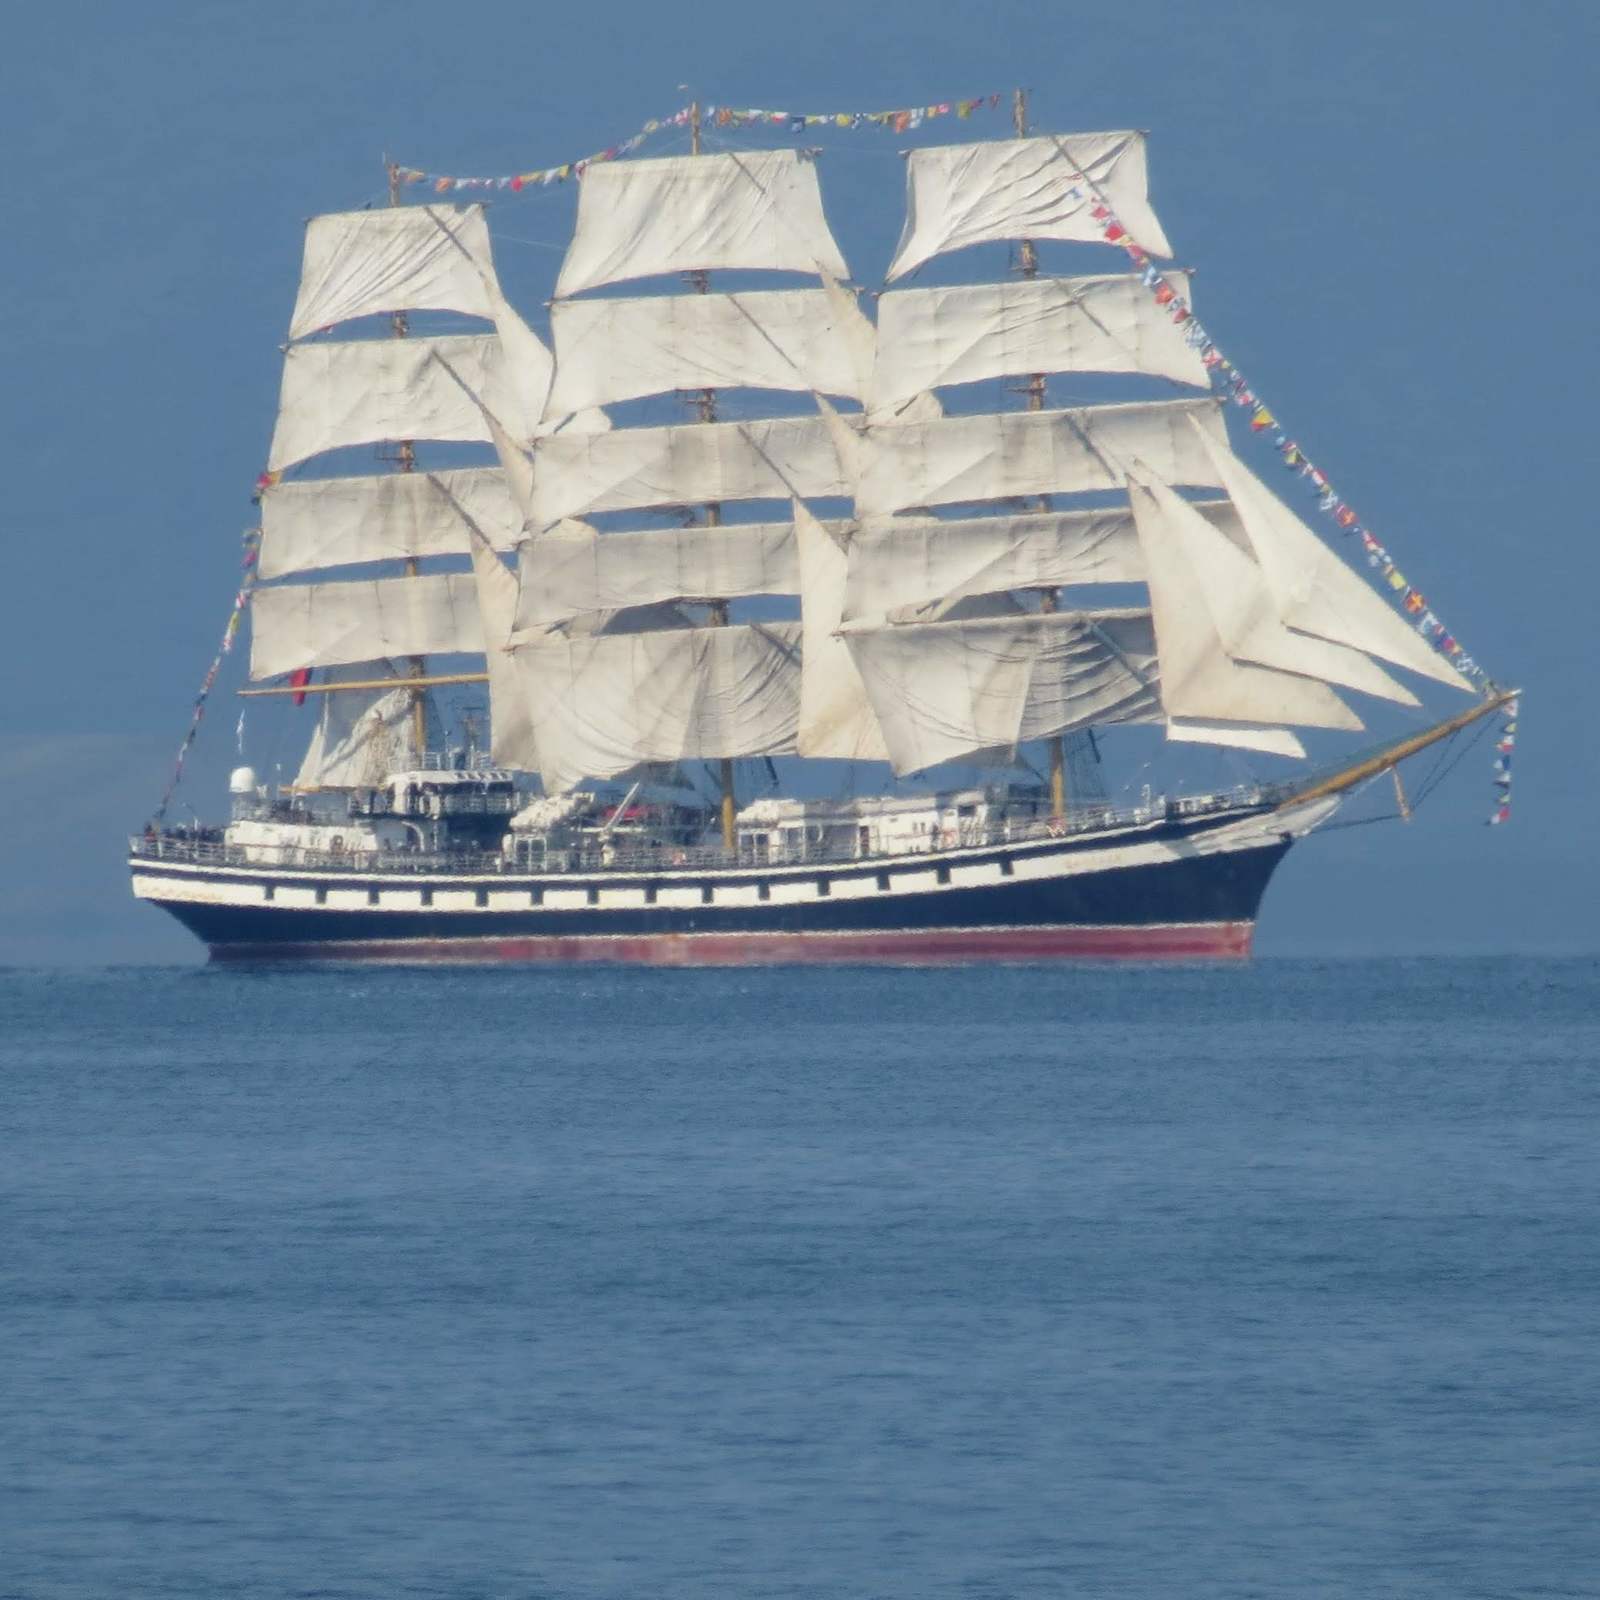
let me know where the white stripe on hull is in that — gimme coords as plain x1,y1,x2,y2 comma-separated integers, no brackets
133,797,1339,917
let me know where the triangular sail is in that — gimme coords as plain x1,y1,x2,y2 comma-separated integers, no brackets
794,501,889,761
1194,427,1474,693
292,666,430,789
1125,474,1362,734
1128,471,1416,706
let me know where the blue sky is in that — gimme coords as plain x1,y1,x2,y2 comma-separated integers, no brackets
2,0,1593,962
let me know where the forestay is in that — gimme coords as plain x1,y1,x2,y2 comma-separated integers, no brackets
511,621,802,793
249,571,483,680
842,500,1242,622
872,273,1206,411
528,414,854,525
793,502,890,761
1126,475,1361,734
555,150,850,298
887,133,1174,282
516,519,803,629
547,289,871,413
258,467,522,579
854,398,1228,517
287,205,499,341
1194,428,1474,693
845,609,1163,774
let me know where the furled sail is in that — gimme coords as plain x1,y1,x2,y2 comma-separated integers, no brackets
547,289,871,413
794,501,889,761
854,398,1228,518
258,467,521,579
555,150,850,298
1125,475,1362,734
1193,428,1474,693
288,204,499,340
249,571,483,681
268,334,509,472
516,519,804,629
1165,718,1307,761
292,666,428,789
511,621,802,794
845,609,1163,775
872,273,1206,412
841,500,1243,623
528,414,854,525
887,133,1173,282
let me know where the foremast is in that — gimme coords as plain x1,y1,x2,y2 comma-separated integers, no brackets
688,100,738,853
824,101,1481,788
1012,87,1068,823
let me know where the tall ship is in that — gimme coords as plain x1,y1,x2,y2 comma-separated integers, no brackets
130,94,1516,963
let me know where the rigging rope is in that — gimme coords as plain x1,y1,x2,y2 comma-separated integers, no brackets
395,95,1009,194
153,530,260,822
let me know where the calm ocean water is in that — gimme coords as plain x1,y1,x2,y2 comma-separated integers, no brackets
2,958,1596,1599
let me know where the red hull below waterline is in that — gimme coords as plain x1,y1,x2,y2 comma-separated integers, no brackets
207,921,1256,966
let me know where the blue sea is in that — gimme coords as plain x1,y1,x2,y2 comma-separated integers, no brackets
3,959,1596,1599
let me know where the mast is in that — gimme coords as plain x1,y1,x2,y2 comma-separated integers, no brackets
514,131,862,795
387,159,430,762
1012,89,1068,821
687,102,738,852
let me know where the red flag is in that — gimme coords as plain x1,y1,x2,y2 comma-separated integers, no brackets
290,667,312,708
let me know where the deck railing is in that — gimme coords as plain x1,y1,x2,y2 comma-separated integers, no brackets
130,783,1279,878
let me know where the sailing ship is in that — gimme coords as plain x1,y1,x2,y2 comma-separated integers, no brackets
130,95,1515,963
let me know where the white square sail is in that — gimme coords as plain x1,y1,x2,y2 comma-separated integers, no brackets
555,150,850,298
887,133,1173,282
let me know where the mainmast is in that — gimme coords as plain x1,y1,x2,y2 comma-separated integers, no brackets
387,159,430,762
689,101,738,853
1012,88,1068,823
504,135,860,797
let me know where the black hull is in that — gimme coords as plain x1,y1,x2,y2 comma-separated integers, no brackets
131,804,1310,965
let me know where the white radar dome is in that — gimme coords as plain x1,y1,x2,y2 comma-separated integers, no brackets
228,766,258,796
